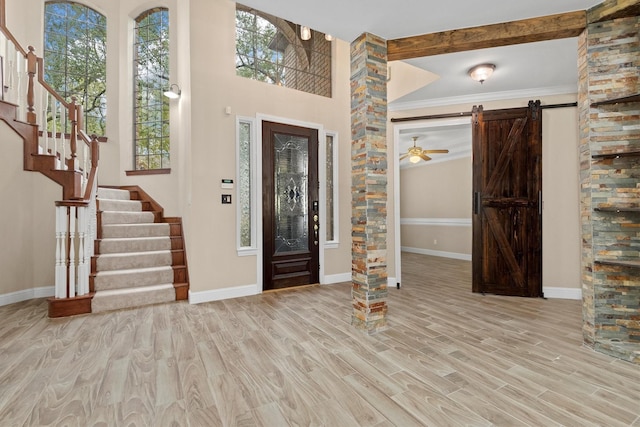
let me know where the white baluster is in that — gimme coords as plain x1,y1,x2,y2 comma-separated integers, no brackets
52,98,58,166
68,207,76,298
61,108,66,168
55,206,67,298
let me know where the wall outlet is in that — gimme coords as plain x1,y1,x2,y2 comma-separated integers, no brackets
434,239,437,245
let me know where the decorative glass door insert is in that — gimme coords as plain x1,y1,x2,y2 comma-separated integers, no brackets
274,134,309,253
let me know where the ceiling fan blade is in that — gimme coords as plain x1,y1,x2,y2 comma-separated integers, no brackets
399,154,409,160
419,154,432,161
424,149,449,154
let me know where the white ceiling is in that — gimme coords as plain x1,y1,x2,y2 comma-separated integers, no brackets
237,0,603,166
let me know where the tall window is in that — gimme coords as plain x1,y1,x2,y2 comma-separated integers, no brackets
43,1,107,135
325,132,338,246
235,4,331,97
134,8,170,170
237,117,256,253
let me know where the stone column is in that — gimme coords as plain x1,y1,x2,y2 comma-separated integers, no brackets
578,15,640,363
350,33,388,333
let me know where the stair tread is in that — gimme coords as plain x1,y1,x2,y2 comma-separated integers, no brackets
100,236,170,242
93,283,174,297
95,265,173,277
98,249,171,257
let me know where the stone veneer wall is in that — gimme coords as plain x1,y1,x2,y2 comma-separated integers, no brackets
350,33,388,333
579,15,640,363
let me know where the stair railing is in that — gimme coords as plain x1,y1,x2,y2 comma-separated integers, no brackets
0,0,100,301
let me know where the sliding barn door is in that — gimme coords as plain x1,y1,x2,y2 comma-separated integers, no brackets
472,101,542,297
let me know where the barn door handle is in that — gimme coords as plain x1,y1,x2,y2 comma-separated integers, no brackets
539,191,542,215
474,192,481,214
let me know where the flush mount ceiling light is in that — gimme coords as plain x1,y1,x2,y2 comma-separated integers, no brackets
300,25,311,40
468,63,495,84
163,83,181,99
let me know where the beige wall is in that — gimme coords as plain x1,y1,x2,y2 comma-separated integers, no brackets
186,0,352,292
0,122,60,296
1,0,353,303
389,94,582,291
400,156,472,257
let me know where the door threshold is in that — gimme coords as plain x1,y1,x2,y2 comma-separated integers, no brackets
263,283,320,293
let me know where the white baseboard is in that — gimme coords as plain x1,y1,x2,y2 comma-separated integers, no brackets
0,286,54,307
543,287,582,300
189,284,258,304
402,246,472,261
323,273,351,284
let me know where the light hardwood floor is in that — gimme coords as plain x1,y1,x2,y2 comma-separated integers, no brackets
1,253,639,426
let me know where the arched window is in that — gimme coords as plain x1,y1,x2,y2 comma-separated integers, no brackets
44,1,107,135
134,8,170,170
235,4,332,97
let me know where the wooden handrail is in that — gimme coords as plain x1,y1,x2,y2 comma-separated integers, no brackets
37,57,68,107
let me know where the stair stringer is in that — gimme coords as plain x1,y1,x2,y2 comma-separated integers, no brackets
0,100,82,200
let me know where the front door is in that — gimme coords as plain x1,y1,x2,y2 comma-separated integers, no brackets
472,101,542,297
262,121,319,291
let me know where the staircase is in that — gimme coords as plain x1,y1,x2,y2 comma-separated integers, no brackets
92,186,188,313
0,2,189,317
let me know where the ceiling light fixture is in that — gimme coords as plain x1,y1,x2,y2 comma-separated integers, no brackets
163,83,181,99
468,63,495,84
300,25,311,41
409,154,421,164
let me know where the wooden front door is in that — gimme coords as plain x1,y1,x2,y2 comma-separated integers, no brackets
472,101,542,297
262,121,319,291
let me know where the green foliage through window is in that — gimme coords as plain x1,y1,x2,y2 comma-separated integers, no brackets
44,1,107,135
134,8,170,170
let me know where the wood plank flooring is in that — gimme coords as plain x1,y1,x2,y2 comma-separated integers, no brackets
1,253,639,426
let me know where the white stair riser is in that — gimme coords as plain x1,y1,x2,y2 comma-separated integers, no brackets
98,199,142,212
99,237,171,254
96,251,172,272
91,284,175,313
94,267,174,291
101,211,155,225
102,223,170,238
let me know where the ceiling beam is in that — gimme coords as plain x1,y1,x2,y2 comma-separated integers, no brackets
587,0,640,23
387,10,586,61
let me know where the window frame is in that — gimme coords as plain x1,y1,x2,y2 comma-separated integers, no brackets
236,116,258,255
234,3,332,98
43,0,107,135
132,7,171,171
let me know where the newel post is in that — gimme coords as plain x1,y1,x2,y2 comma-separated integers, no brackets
91,134,99,168
68,97,78,170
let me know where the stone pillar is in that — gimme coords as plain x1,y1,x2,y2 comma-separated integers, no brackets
350,33,388,333
578,15,640,363
577,29,595,347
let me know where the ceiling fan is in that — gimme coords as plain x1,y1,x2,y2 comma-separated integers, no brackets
400,136,449,163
